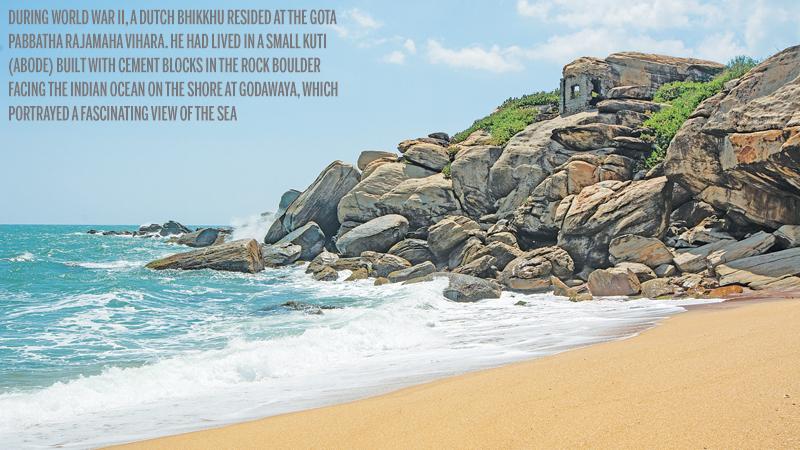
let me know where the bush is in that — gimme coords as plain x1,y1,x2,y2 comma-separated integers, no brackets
452,89,559,146
642,56,759,169
441,163,452,179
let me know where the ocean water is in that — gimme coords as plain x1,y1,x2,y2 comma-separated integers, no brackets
0,224,714,448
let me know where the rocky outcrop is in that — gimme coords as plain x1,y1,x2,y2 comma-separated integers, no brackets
499,246,574,291
557,177,672,268
275,222,326,261
427,216,481,261
357,151,397,170
451,145,503,217
403,143,450,171
664,46,800,229
717,247,800,289
277,189,301,216
266,161,360,243
146,239,264,273
376,174,463,229
335,214,409,257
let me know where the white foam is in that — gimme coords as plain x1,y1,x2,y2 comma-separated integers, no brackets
229,212,275,242
63,260,142,270
0,276,717,449
5,252,34,262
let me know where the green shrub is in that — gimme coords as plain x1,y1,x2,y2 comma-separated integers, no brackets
452,89,559,146
441,163,452,179
642,56,759,169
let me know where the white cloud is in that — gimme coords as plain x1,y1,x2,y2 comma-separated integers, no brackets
347,8,382,30
426,39,525,73
525,28,692,63
403,39,417,55
517,0,720,30
382,51,406,65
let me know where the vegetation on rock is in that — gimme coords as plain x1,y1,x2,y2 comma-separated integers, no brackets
451,89,559,145
642,56,759,169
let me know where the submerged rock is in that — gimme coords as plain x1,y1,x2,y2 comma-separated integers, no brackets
146,239,264,273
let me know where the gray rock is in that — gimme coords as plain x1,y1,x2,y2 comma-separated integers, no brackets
146,239,265,273
551,123,634,151
607,85,655,100
608,234,673,268
614,262,656,283
669,200,715,228
387,261,436,283
376,174,463,229
357,151,397,170
717,247,800,289
486,231,518,247
587,267,641,296
500,246,574,292
705,231,776,268
465,241,522,271
672,240,729,273
597,99,668,114
360,251,411,277
427,216,481,261
335,214,409,257
276,222,326,261
640,278,676,298
654,263,677,277
452,255,498,279
428,132,450,141
176,228,221,248
277,189,302,216
403,143,450,171
442,273,502,302
775,225,800,248
451,145,503,217
448,237,484,270
387,239,434,265
313,266,338,281
262,242,302,267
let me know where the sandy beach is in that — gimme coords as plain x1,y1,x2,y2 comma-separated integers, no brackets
110,298,800,449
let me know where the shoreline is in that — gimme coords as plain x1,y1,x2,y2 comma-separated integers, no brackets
109,296,800,449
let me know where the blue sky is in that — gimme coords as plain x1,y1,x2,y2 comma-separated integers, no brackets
2,0,798,224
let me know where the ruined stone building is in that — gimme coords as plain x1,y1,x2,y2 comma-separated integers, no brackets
559,52,725,115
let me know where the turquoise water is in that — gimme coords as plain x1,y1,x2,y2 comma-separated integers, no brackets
0,224,711,448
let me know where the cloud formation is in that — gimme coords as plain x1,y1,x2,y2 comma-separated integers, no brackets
426,40,524,73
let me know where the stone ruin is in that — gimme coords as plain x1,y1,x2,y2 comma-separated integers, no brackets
559,52,725,116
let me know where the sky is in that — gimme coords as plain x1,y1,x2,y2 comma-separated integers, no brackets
1,0,798,225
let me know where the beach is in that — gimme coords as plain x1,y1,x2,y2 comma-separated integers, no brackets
111,298,800,449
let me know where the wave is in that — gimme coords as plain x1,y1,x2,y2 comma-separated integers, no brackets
4,252,35,262
229,212,275,242
63,260,142,270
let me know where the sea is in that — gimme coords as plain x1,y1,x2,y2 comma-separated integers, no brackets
0,223,715,448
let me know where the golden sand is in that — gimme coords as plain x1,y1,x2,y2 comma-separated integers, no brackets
111,299,800,449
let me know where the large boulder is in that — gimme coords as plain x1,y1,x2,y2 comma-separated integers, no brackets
337,162,435,226
450,145,503,217
717,247,800,289
335,214,409,257
427,216,481,261
359,251,411,277
465,241,523,271
387,239,434,265
276,189,302,216
452,255,498,279
499,246,574,291
557,177,672,268
444,273,502,302
664,46,800,228
275,222,326,261
403,143,450,171
262,242,301,267
387,261,436,283
376,174,463,229
587,267,641,296
775,225,800,248
266,161,360,243
357,151,397,170
176,228,221,248
550,123,634,151
146,239,264,273
608,234,673,268
705,231,775,268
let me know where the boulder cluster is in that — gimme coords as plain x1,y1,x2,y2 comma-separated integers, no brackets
89,221,230,247
147,46,800,303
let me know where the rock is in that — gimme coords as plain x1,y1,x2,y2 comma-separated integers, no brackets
428,132,450,141
499,246,575,292
335,214,409,257
313,266,338,281
267,161,360,243
570,292,594,302
275,222,326,261
716,247,800,289
448,237,484,270
550,276,571,297
138,223,162,234
442,273,502,302
664,46,800,229
176,228,221,248
640,278,675,298
359,251,411,278
607,85,655,100
669,200,716,228
596,99,667,114
614,262,656,282
277,189,302,215
587,267,641,296
427,216,481,261
466,241,523,271
374,277,389,286
452,255,497,279
398,137,449,152
337,162,435,225
616,110,650,128
775,225,800,248
330,257,371,272
672,240,729,273
388,261,436,283
551,123,634,151
676,217,736,245
558,177,672,268
705,231,775,268
146,239,264,273
403,143,451,171
451,145,503,217
345,268,369,281
486,231,518,247
612,136,652,152
387,239,434,266
608,234,673,268
357,151,397,170
376,174,463,229
654,264,677,278
306,250,339,274
262,242,302,267
707,285,744,298
160,221,192,236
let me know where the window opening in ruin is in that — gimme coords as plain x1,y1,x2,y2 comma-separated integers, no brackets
589,78,603,106
570,84,580,99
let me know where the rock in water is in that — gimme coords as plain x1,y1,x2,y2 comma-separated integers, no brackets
587,267,641,296
262,242,301,267
443,273,502,302
387,239,435,265
335,214,409,257
176,228,221,248
387,261,436,283
359,251,411,277
275,222,326,261
146,239,264,273
266,161,360,243
159,221,191,236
